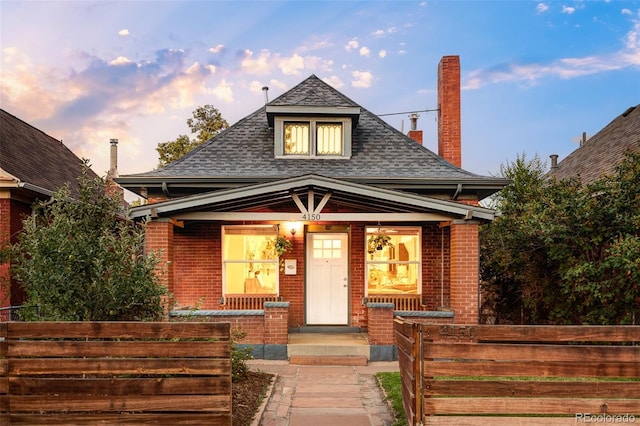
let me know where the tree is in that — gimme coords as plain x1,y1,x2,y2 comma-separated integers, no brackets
9,163,168,321
156,105,229,167
481,151,640,325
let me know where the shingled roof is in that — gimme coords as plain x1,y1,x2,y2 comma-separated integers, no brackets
550,104,640,184
0,109,97,198
118,75,506,199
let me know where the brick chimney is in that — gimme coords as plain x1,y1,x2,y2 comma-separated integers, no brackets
437,56,461,168
407,113,423,145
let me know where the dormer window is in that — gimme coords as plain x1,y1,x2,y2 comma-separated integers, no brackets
267,105,360,159
282,119,346,157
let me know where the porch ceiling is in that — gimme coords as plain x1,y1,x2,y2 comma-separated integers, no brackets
128,174,497,221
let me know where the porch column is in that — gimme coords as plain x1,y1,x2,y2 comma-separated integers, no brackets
449,220,479,324
145,219,175,307
263,301,289,360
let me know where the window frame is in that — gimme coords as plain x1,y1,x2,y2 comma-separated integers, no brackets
221,225,279,295
364,226,422,296
274,116,352,159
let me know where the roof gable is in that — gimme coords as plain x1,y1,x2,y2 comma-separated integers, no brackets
551,104,640,183
128,174,497,221
0,109,98,197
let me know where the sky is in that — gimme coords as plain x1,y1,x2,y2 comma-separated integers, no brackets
2,0,639,197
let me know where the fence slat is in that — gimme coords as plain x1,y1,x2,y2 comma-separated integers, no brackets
424,342,640,363
424,360,640,379
424,397,640,415
10,377,230,395
9,413,231,425
9,340,230,358
424,380,640,398
6,321,230,339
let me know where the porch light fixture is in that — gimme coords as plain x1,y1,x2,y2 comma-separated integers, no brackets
287,221,299,236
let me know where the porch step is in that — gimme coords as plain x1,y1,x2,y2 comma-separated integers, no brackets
287,333,370,363
289,355,368,366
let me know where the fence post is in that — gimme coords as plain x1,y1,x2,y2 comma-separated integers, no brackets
414,322,423,425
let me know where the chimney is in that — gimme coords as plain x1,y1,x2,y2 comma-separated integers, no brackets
109,138,119,178
407,113,423,145
549,154,559,170
437,56,461,168
262,86,269,104
581,132,586,147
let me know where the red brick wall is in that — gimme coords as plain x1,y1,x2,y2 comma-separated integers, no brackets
350,224,367,328
145,221,175,297
422,224,450,310
449,221,479,324
438,55,462,168
367,304,395,345
278,229,304,328
155,217,479,329
264,304,289,344
0,198,11,312
173,223,220,309
1,198,31,310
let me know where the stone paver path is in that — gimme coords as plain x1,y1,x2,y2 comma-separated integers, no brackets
249,361,398,426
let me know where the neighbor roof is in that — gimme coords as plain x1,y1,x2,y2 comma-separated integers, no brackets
0,109,97,198
551,104,640,184
117,75,507,199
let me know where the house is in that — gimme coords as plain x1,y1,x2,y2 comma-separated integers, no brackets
549,104,640,183
116,56,509,360
0,109,100,319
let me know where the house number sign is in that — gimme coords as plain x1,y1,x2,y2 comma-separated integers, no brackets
439,325,477,340
301,214,321,221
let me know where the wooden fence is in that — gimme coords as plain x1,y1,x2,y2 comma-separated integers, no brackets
0,321,232,425
395,318,640,426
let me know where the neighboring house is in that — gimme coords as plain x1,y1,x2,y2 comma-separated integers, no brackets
116,56,509,358
0,109,100,318
549,104,640,183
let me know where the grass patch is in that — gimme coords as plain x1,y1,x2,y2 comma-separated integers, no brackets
375,372,407,426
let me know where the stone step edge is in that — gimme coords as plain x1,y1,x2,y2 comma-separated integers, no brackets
289,355,368,366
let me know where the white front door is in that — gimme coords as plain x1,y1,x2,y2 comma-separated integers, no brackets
306,233,349,325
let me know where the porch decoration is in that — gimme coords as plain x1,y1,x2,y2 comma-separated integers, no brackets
367,229,394,254
266,236,293,271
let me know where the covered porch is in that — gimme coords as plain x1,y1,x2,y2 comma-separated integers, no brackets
132,175,494,360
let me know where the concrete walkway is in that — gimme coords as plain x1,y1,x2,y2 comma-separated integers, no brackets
248,360,400,426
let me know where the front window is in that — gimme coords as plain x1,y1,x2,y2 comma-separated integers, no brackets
365,227,421,295
223,226,279,295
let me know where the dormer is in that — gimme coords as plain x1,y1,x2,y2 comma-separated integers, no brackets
266,105,360,159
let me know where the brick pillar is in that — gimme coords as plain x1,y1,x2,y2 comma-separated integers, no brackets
264,301,289,345
449,220,479,324
367,303,395,345
0,198,10,318
145,220,174,305
437,55,462,168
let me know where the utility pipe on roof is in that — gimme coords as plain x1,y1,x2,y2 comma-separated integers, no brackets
452,183,462,200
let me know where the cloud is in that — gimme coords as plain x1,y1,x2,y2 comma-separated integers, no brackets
0,46,221,176
345,39,359,51
359,47,370,57
110,56,132,65
379,50,387,58
351,70,373,88
562,6,576,14
118,29,129,36
622,9,632,15
279,53,304,75
373,30,385,37
240,49,276,74
209,44,224,54
207,79,234,103
322,76,344,89
536,3,549,13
